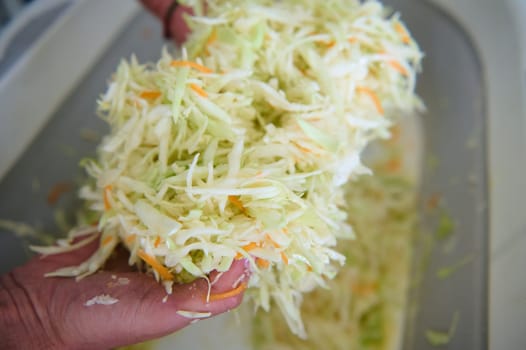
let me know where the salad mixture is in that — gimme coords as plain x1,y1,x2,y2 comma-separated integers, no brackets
33,0,422,338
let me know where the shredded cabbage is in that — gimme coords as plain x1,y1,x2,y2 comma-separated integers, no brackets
35,0,422,338
253,170,419,350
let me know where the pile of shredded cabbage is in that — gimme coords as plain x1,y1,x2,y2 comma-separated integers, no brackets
34,0,422,338
252,168,418,350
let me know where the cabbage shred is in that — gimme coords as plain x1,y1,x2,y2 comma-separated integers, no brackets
37,0,422,338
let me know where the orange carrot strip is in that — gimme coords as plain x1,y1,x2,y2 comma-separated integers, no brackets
352,282,378,296
47,182,73,205
154,236,161,248
206,29,217,46
208,282,247,301
386,157,401,172
189,83,208,98
103,185,113,211
348,36,358,44
280,252,289,265
228,195,247,213
137,249,173,281
356,87,384,115
171,60,213,73
102,236,113,247
389,125,401,143
139,90,162,100
394,23,411,44
125,234,137,244
265,234,281,248
242,242,259,252
235,252,244,260
256,258,270,269
427,193,441,210
388,60,409,76
292,141,313,154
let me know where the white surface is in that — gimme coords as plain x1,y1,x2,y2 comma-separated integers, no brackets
431,1,526,349
0,0,70,61
0,0,140,181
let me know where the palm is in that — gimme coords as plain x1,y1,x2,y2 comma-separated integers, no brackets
1,240,247,349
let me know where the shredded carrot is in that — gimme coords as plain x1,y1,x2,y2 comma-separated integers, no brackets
307,265,313,272
389,125,401,143
235,242,260,259
314,38,335,47
265,234,281,248
292,141,313,154
352,282,378,296
137,249,173,281
280,252,289,265
103,185,112,211
189,83,208,98
242,242,259,252
125,234,136,244
385,157,401,172
171,60,213,73
388,60,408,76
47,182,73,205
101,236,113,247
394,22,411,44
204,29,217,55
206,29,217,46
228,195,247,213
348,36,358,44
282,228,289,234
427,193,441,210
256,258,270,269
154,236,161,248
208,282,247,301
139,90,162,100
356,87,384,115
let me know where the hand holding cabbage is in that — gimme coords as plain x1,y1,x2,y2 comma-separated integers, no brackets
35,0,423,339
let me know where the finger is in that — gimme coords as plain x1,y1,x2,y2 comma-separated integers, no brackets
140,0,193,45
49,262,247,348
209,258,251,292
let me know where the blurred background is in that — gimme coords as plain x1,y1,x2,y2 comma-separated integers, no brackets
1,0,36,27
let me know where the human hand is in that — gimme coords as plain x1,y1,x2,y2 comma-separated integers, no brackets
140,0,195,45
0,238,249,349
